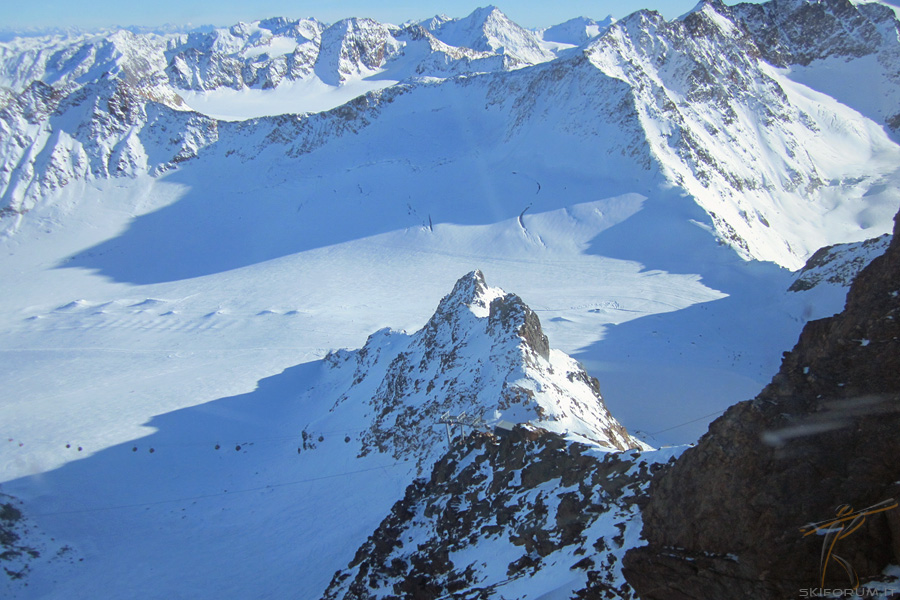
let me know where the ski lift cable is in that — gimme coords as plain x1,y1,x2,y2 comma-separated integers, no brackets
646,409,726,436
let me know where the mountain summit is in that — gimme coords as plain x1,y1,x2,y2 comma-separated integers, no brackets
424,6,555,65
1,2,899,598
305,271,645,470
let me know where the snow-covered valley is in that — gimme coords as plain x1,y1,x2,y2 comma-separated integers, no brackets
1,1,899,598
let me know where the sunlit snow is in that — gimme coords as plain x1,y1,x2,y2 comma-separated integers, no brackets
1,2,899,598
176,77,399,120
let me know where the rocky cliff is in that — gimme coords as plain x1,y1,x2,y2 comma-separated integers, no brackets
322,426,673,600
623,210,900,598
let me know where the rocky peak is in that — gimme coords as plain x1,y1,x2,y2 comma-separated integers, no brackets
431,269,496,318
425,5,554,66
420,14,453,30
420,271,549,366
457,5,506,30
416,269,504,353
487,292,550,361
310,272,644,470
314,18,400,85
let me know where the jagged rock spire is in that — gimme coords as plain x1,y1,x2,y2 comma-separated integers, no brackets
313,271,645,470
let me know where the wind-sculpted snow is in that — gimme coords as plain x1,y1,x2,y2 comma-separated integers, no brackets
303,271,646,473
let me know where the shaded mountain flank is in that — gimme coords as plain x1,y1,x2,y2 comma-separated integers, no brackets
623,209,900,598
3,0,899,274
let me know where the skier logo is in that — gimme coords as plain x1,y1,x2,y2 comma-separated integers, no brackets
799,499,898,589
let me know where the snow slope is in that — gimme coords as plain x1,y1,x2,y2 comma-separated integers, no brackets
0,153,868,599
1,0,899,597
1,0,895,492
1,267,644,599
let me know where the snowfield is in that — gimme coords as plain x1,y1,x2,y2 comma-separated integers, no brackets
1,1,899,598
0,160,860,600
175,77,401,120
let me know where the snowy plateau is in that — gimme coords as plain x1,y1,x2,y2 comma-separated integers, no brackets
0,0,899,598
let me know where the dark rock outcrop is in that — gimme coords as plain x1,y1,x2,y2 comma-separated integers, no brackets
487,293,550,361
623,211,900,598
731,0,898,68
322,426,668,600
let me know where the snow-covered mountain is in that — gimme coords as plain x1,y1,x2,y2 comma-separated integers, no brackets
585,0,900,268
788,232,892,291
538,15,615,47
0,271,642,598
423,5,556,66
322,427,675,600
305,271,645,472
1,1,900,598
1,1,897,264
166,17,327,90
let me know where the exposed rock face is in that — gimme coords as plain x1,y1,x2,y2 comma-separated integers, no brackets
623,210,900,598
314,18,401,85
321,426,671,600
732,0,899,67
487,293,550,361
314,271,643,471
789,234,892,292
0,72,217,214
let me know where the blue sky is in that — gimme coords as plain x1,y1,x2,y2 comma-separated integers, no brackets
2,0,754,31
4,0,899,32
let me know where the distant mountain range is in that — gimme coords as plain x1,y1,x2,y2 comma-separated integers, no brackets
2,1,898,266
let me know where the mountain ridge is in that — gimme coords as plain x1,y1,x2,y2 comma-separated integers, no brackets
1,2,900,598
303,270,646,473
2,1,898,268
